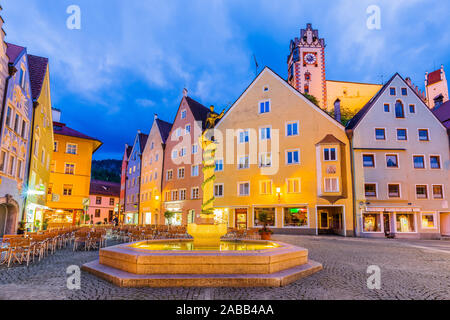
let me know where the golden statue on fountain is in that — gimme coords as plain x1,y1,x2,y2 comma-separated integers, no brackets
187,105,227,248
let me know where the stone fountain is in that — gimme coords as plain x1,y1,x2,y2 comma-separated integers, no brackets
82,107,322,287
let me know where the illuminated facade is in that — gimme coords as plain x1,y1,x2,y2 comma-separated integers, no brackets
124,131,148,224
119,144,132,222
0,43,33,236
346,73,450,239
161,92,211,226
88,180,120,224
45,109,102,228
23,54,54,231
213,67,354,236
139,115,172,225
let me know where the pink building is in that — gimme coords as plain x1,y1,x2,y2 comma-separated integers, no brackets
88,180,120,224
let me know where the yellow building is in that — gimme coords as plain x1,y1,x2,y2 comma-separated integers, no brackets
213,67,354,236
139,115,172,225
24,54,54,230
326,80,382,113
45,109,102,228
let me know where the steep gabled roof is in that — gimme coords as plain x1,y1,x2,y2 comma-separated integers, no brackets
138,132,148,151
6,42,26,64
427,69,442,85
433,100,450,129
27,54,48,100
90,180,120,197
345,73,398,130
126,145,133,158
316,134,345,146
53,121,102,152
155,118,172,143
185,96,212,129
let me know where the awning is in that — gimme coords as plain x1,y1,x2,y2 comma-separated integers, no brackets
365,207,420,212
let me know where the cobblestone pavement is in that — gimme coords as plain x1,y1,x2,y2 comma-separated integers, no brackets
0,235,449,300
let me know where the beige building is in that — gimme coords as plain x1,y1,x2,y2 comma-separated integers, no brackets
346,73,450,239
213,67,354,236
139,115,172,225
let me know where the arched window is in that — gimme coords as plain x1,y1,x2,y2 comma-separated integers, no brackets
395,100,405,118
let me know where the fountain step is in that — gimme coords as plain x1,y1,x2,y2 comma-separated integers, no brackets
82,259,322,288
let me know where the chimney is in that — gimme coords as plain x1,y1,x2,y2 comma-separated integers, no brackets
154,113,158,120
52,108,61,122
334,99,341,123
183,88,188,97
137,129,141,134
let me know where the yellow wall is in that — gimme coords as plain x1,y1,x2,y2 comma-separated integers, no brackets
214,68,354,235
326,80,382,112
47,133,97,212
27,65,53,207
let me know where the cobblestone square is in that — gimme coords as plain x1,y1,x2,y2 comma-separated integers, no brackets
0,235,449,300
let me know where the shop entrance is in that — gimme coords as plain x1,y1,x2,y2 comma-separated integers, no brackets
235,208,248,229
440,212,450,236
383,213,392,237
317,206,344,235
0,201,18,236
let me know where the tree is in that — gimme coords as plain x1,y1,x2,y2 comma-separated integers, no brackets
326,106,357,126
304,93,319,106
164,211,175,225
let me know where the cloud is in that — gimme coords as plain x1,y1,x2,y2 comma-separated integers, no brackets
135,98,156,108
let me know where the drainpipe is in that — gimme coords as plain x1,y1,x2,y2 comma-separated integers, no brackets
138,152,143,225
346,129,357,237
0,66,14,231
159,142,166,225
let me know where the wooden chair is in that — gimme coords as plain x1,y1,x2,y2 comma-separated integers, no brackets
7,238,32,267
73,231,89,251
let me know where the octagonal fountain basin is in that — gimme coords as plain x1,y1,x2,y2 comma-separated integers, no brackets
82,239,322,287
128,239,281,251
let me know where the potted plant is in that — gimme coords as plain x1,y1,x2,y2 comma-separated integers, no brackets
164,211,175,226
34,219,41,231
42,218,49,231
257,211,274,240
17,221,26,235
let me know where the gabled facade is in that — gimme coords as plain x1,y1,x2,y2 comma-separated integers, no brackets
139,115,172,225
162,92,211,226
0,43,33,236
46,110,102,228
346,73,450,239
213,67,354,236
24,54,54,231
119,144,132,222
124,131,148,224
88,180,120,224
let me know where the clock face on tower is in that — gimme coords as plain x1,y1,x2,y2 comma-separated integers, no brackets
304,52,317,65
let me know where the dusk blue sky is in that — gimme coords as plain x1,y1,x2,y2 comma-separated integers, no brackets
3,0,449,160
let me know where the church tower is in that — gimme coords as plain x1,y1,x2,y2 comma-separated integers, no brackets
287,23,327,108
425,65,448,109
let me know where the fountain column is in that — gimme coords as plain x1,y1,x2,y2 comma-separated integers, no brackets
187,106,227,248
